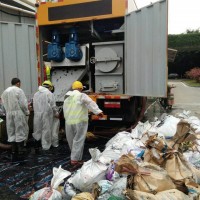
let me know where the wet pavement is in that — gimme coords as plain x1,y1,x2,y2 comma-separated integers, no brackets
0,138,108,199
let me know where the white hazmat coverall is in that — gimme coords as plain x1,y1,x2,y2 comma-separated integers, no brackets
33,86,59,150
63,90,102,161
1,86,29,142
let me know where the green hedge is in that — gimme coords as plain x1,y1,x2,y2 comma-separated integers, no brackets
168,33,200,76
168,33,200,51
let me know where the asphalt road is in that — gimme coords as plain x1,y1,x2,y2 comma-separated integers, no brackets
144,79,200,120
169,79,200,118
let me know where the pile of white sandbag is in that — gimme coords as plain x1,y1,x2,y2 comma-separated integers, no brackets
32,110,200,200
67,111,200,199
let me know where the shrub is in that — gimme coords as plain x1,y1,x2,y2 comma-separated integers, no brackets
185,67,200,82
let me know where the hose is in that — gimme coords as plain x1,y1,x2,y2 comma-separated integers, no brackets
0,142,11,150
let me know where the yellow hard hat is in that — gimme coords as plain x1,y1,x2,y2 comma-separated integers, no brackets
42,80,54,92
42,80,53,87
72,81,83,90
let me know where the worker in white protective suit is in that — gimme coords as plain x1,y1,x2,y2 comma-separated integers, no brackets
63,81,103,166
1,78,29,157
33,80,59,151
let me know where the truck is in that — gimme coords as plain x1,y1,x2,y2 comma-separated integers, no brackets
35,0,168,135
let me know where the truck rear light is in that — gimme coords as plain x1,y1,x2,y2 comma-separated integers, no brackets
91,115,107,120
96,95,130,100
104,102,121,108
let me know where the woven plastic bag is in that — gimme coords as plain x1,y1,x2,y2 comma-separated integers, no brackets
30,165,71,200
70,148,107,192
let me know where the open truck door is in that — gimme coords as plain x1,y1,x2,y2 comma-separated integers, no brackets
125,0,168,97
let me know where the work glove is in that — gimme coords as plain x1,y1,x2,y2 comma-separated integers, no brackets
97,112,104,118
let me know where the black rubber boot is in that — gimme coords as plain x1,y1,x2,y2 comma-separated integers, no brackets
34,140,41,154
11,142,18,161
17,141,28,155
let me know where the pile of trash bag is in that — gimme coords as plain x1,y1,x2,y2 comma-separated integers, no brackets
31,110,200,200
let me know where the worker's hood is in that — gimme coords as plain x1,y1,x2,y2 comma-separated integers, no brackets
66,90,81,96
38,86,49,93
65,90,80,97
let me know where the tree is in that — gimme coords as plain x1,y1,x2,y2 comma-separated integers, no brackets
186,29,200,34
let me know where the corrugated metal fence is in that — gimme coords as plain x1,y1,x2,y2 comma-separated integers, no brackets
0,22,37,99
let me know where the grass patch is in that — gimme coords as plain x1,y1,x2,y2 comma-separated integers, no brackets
183,79,200,87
